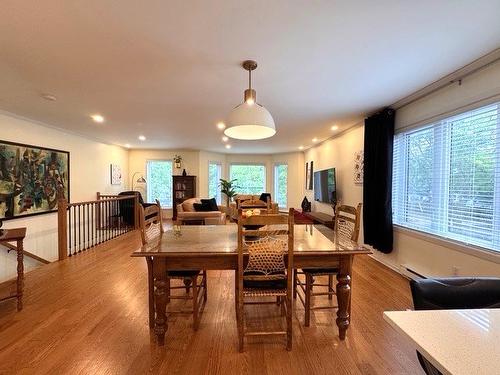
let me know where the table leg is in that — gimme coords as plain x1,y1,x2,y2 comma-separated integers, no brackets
146,257,154,328
336,255,352,340
153,258,168,345
16,239,24,311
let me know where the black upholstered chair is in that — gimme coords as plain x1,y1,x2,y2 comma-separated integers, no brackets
118,191,156,226
410,277,500,375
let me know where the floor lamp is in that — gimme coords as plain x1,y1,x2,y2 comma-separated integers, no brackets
131,172,146,191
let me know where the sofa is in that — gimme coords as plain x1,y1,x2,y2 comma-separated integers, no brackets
176,198,226,225
229,194,279,221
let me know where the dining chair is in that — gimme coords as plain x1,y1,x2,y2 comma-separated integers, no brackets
410,277,500,375
140,201,207,330
294,203,362,326
236,208,294,351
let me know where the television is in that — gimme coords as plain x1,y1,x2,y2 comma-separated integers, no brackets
313,168,337,204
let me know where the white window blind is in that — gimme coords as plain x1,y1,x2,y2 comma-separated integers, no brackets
274,163,288,208
208,161,222,204
146,160,173,208
393,102,500,253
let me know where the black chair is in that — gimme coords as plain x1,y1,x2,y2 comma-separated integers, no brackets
118,191,156,226
410,277,500,375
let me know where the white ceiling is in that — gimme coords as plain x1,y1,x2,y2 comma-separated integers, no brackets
1,1,500,153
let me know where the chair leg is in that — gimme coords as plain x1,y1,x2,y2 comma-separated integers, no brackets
238,295,245,352
192,276,199,330
305,273,312,327
286,294,292,351
234,270,239,319
166,277,171,304
276,296,281,305
293,270,297,299
328,275,334,300
184,278,192,294
203,270,208,302
280,296,286,316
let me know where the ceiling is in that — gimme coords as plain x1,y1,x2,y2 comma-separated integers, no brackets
1,1,500,153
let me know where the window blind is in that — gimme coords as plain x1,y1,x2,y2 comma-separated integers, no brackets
392,102,500,252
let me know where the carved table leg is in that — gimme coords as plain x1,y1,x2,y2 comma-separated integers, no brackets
336,255,352,340
16,239,24,311
153,257,168,345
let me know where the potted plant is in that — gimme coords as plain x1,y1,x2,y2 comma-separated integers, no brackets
219,178,239,208
173,155,182,169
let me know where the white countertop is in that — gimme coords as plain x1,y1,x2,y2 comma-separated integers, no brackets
383,309,500,375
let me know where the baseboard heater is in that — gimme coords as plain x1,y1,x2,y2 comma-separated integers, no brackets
399,264,428,280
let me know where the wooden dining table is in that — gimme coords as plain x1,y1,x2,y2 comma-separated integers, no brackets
132,224,371,346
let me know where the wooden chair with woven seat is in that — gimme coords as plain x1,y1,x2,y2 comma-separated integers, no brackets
140,201,207,331
294,203,362,326
235,208,294,352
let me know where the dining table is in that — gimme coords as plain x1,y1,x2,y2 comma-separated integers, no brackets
132,224,371,346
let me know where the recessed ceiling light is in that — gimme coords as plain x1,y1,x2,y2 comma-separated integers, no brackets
217,122,226,130
138,135,146,141
312,138,318,143
91,114,105,123
222,136,229,142
299,146,304,150
331,125,339,131
225,144,231,149
125,144,131,148
41,93,57,101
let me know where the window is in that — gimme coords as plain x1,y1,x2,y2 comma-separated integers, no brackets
146,160,173,208
274,163,288,208
393,102,500,253
229,164,266,194
208,161,222,204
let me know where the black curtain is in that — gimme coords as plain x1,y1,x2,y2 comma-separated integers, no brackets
363,108,395,253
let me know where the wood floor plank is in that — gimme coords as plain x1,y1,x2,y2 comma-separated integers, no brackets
0,229,422,375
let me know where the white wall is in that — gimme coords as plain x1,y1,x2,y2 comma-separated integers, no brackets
304,60,500,277
0,112,129,282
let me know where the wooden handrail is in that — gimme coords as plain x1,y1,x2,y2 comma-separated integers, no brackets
1,242,50,264
58,195,138,260
67,195,136,207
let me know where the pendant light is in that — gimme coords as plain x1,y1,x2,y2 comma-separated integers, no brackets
224,60,276,140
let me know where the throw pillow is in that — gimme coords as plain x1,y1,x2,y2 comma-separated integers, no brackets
193,202,212,212
201,198,219,211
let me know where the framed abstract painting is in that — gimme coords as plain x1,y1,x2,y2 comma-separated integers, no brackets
0,140,70,220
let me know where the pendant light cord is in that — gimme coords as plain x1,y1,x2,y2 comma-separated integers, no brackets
248,69,252,90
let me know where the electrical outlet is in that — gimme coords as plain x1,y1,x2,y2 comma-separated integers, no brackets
452,266,459,276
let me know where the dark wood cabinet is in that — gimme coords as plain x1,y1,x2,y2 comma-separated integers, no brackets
172,175,196,220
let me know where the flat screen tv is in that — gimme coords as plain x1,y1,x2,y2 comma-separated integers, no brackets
313,168,337,204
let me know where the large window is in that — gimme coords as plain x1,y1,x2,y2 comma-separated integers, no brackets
146,160,173,208
208,161,222,204
229,164,266,194
393,102,500,253
274,163,288,208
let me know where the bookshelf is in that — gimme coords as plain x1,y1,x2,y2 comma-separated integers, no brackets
172,175,196,220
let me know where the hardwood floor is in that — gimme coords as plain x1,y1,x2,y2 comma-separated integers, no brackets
0,229,422,375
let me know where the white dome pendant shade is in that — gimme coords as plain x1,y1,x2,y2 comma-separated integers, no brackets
224,60,276,140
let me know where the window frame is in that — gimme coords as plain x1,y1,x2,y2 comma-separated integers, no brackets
273,162,288,209
392,102,500,256
208,160,223,204
229,162,267,195
146,159,173,209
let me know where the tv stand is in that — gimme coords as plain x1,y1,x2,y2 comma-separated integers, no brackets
293,209,334,229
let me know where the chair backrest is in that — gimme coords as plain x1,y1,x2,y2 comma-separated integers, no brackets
334,203,362,242
139,199,164,245
237,208,294,288
410,277,500,310
119,190,144,204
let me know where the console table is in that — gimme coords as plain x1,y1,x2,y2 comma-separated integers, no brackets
0,228,27,311
293,209,334,229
